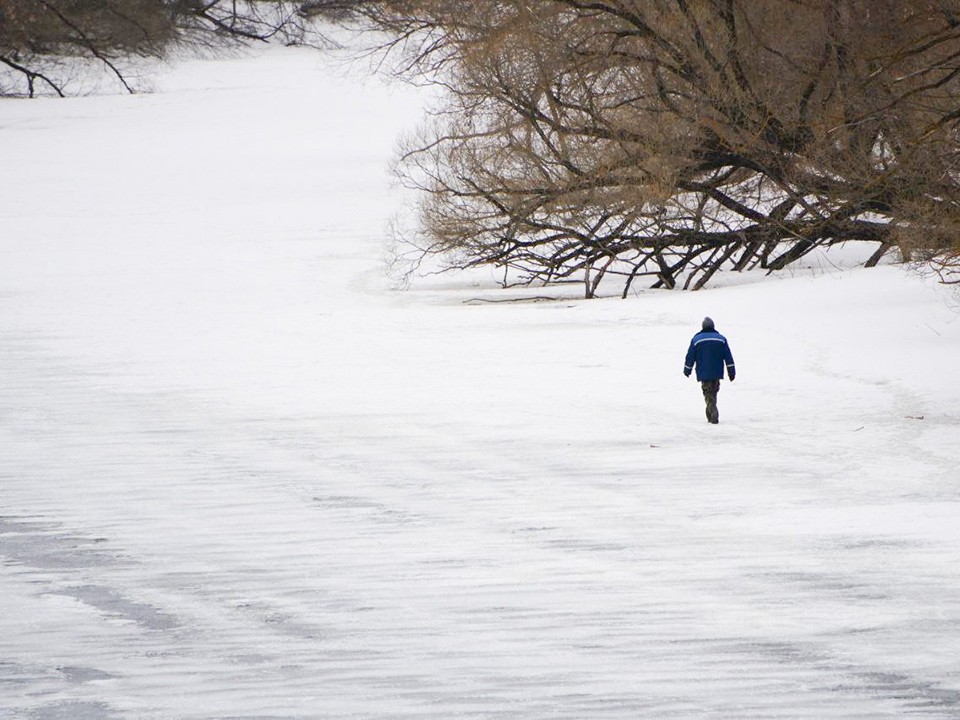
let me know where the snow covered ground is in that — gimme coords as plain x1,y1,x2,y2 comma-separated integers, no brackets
2,43,960,720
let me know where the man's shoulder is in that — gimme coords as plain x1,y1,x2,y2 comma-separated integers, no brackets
693,331,726,343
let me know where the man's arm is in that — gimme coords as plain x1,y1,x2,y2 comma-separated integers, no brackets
724,341,736,381
684,340,696,377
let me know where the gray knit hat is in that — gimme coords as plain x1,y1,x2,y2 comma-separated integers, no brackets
702,316,715,331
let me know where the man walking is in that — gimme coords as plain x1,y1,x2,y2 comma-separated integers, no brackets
684,317,736,424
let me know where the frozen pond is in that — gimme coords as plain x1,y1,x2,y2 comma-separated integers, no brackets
2,46,960,719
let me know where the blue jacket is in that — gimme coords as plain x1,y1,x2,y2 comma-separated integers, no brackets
684,330,735,381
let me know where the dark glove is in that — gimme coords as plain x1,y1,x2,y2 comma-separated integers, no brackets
683,368,691,377
728,369,736,382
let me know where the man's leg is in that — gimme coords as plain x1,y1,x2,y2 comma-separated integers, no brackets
701,380,720,423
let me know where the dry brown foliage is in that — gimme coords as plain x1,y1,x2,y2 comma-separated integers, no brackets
0,0,322,96
344,0,960,293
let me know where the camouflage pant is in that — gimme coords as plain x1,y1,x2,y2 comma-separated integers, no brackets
701,380,721,424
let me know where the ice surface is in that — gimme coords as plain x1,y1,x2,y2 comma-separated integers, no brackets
2,43,960,719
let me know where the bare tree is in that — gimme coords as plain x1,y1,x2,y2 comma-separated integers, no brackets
0,0,326,97
341,0,960,293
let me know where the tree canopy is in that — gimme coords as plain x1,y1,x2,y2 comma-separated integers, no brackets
0,0,322,96
339,0,960,292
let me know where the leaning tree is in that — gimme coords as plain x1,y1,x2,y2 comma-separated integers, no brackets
334,0,960,294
